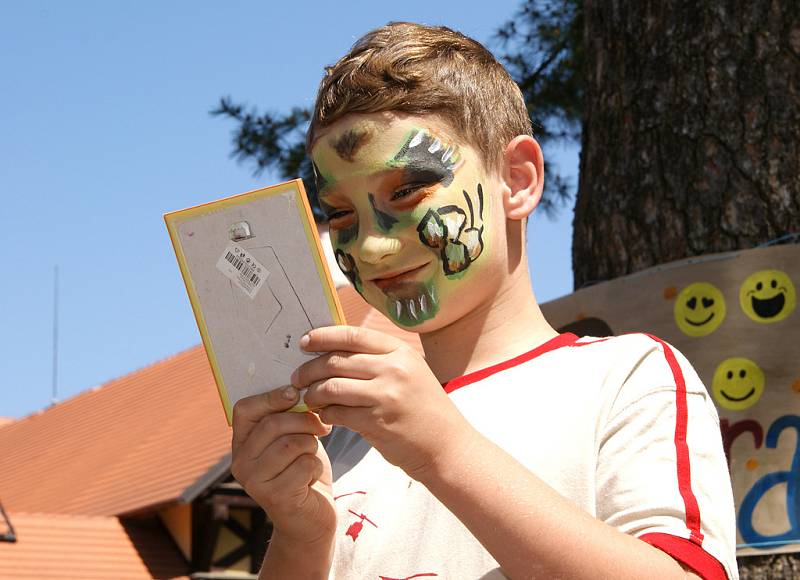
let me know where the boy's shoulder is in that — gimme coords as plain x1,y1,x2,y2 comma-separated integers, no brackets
559,332,715,414
566,332,698,373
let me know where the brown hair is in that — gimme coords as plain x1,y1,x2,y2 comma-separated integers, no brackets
307,22,532,173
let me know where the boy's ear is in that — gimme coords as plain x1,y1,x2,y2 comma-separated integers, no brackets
500,135,545,220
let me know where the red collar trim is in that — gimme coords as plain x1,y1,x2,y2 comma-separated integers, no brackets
442,333,580,394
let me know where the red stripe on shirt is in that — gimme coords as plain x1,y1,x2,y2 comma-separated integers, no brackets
640,533,727,580
442,333,579,394
644,334,705,545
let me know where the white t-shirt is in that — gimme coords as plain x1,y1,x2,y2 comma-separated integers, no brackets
323,333,738,579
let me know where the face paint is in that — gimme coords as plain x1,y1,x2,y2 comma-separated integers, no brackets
390,129,460,187
368,193,399,232
312,161,329,193
312,116,495,332
383,280,440,326
331,128,371,162
335,249,362,291
320,199,358,246
417,184,485,275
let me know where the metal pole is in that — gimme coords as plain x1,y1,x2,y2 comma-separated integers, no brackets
52,265,59,405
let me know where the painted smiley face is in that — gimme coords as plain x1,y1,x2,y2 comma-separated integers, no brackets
673,282,726,337
739,269,796,323
711,357,766,411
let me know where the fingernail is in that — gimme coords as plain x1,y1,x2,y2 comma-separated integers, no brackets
282,386,298,400
299,334,310,349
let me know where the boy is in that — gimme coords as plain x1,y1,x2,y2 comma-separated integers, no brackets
231,22,738,579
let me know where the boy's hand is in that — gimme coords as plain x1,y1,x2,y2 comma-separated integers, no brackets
295,326,475,481
230,387,336,547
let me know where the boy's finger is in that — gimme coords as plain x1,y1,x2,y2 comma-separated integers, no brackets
303,377,374,410
231,386,300,450
291,351,376,389
317,404,365,431
300,325,402,355
237,410,329,462
266,452,325,505
249,433,321,481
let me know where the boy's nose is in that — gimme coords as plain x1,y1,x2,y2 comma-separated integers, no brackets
359,234,402,264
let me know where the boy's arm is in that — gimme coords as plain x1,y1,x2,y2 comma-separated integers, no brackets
298,328,733,580
259,534,334,580
417,427,708,580
229,387,336,579
416,340,733,579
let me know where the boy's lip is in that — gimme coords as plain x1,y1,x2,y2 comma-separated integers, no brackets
369,262,431,291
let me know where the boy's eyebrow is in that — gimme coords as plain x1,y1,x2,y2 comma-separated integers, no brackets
331,128,372,162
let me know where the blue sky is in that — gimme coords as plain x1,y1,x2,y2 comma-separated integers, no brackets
0,1,577,418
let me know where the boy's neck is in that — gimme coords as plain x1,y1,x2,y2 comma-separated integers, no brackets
419,262,558,385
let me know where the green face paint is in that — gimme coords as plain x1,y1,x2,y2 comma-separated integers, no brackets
383,279,440,326
417,183,485,276
335,249,362,293
320,198,358,246
390,128,461,186
368,193,398,232
311,117,495,332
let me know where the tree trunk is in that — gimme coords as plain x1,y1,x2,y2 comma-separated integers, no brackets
574,1,800,576
737,553,800,580
573,0,800,290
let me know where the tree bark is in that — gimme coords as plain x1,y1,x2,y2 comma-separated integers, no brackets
575,2,800,575
573,0,800,290
737,553,800,580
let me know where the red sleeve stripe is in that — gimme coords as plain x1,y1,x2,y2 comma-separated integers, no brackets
640,533,727,580
644,334,705,545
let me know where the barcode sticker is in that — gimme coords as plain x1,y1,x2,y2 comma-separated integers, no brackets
215,243,269,299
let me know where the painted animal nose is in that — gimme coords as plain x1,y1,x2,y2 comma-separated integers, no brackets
359,235,402,264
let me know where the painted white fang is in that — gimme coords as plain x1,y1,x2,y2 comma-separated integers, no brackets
420,294,427,313
428,139,442,153
395,301,402,319
442,147,453,162
408,299,417,319
408,130,424,149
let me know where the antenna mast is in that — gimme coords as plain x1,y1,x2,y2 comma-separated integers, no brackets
52,265,59,405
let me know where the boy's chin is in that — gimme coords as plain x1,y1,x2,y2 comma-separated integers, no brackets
382,304,462,335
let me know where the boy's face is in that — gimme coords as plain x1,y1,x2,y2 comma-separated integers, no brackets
311,113,503,332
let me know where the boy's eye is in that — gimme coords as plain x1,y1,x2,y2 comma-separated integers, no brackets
391,183,428,201
327,209,352,221
325,209,356,229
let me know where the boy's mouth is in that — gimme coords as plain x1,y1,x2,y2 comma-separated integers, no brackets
370,262,430,292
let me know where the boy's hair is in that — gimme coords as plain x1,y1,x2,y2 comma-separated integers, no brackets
307,22,532,173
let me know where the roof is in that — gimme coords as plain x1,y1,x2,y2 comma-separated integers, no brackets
0,346,231,516
0,287,422,517
0,512,189,579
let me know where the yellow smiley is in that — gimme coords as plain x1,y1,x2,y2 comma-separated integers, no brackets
712,358,765,411
739,269,796,323
673,282,726,337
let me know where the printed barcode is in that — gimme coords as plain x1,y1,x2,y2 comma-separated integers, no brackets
225,251,260,290
225,251,244,271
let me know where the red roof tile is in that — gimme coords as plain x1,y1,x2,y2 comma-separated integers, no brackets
0,512,189,579
0,346,231,516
